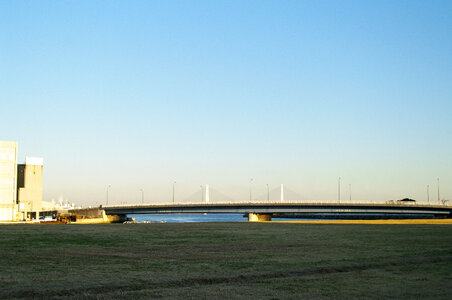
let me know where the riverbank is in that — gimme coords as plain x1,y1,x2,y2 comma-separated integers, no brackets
274,218,452,224
1,223,451,299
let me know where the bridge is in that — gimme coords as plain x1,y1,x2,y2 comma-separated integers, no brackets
101,202,452,221
97,184,451,221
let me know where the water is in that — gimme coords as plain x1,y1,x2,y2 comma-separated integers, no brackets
128,213,247,223
128,213,314,223
127,212,439,223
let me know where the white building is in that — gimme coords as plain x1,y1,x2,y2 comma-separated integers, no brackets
17,157,44,220
0,141,18,221
0,141,44,222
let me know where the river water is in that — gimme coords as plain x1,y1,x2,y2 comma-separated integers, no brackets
127,213,301,223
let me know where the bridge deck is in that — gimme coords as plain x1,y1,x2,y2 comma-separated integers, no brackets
101,202,452,217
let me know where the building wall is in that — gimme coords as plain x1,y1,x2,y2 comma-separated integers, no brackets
0,141,18,221
17,158,43,219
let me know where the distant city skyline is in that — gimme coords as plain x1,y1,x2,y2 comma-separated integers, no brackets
1,1,451,205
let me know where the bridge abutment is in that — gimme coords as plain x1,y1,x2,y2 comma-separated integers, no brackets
248,213,272,222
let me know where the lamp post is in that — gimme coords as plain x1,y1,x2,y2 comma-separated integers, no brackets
437,178,440,205
172,181,176,204
427,185,430,204
106,185,111,205
249,178,253,202
140,189,144,204
349,184,351,201
266,184,269,202
338,177,341,203
200,185,203,202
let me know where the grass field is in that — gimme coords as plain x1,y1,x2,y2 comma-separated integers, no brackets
1,223,452,299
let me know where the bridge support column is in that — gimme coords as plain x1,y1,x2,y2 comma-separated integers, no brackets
248,213,272,222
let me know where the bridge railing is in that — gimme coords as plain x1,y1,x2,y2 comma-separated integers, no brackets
102,200,452,208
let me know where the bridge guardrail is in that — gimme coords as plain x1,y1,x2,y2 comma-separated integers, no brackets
100,200,452,209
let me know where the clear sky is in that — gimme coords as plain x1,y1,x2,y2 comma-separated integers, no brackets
1,0,451,205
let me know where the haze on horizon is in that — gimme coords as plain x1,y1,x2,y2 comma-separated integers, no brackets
1,1,451,206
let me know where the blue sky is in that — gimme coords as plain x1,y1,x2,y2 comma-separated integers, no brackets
1,0,451,205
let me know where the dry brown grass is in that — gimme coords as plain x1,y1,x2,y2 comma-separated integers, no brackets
0,223,451,299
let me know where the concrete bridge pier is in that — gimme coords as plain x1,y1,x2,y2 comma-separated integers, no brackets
248,213,272,222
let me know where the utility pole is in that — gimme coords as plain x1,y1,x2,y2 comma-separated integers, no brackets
200,185,203,202
338,177,341,203
427,185,430,204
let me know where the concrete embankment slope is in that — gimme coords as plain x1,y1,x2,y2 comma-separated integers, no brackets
273,219,452,224
63,207,125,224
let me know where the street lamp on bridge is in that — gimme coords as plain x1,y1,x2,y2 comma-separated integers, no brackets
173,181,176,204
249,178,253,202
106,185,111,205
140,189,144,204
349,184,351,201
266,184,269,201
437,177,440,205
